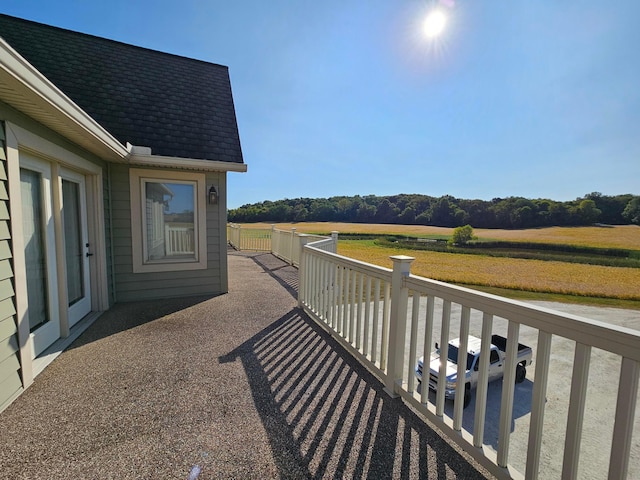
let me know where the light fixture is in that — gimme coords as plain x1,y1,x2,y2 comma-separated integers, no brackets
208,185,218,205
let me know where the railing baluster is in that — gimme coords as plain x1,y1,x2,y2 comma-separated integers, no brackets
343,268,351,338
562,342,591,479
408,292,420,394
436,300,451,417
330,264,338,330
349,270,357,343
420,295,435,405
356,272,364,350
323,259,329,322
337,266,344,334
372,278,380,364
453,306,471,431
313,254,320,312
335,265,340,329
608,357,640,480
526,330,552,480
498,320,520,467
380,280,391,372
363,275,371,357
474,312,494,448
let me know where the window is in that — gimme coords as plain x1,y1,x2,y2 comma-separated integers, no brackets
130,169,207,273
490,350,500,364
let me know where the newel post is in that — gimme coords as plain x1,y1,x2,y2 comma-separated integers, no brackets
331,231,339,253
385,255,415,398
290,228,297,265
270,224,275,254
297,235,311,308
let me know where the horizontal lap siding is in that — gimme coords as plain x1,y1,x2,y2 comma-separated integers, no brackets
0,122,21,410
111,165,225,302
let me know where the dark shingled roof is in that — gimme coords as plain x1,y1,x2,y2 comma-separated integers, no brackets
0,14,244,164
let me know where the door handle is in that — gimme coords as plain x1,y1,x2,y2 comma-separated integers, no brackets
86,252,94,257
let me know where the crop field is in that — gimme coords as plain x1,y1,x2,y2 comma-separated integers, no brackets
237,222,640,302
338,240,640,300
245,222,640,250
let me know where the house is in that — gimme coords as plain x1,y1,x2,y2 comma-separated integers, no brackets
0,14,246,411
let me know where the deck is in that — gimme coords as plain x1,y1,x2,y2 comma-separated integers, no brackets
0,249,491,479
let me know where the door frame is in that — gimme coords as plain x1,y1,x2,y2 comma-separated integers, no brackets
5,122,109,387
60,167,92,328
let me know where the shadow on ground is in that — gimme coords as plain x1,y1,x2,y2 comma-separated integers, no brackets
67,294,217,350
238,250,299,299
220,307,490,479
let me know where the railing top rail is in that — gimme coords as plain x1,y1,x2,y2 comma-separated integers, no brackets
304,244,393,281
307,237,332,245
404,273,640,361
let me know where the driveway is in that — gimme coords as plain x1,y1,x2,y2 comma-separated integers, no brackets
405,298,640,479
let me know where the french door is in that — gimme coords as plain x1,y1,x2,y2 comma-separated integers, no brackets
61,169,91,327
20,162,59,357
20,155,92,357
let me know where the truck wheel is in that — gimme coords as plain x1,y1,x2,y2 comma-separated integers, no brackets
515,364,526,383
463,385,471,409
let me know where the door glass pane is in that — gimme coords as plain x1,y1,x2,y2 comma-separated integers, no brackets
62,180,84,306
20,169,49,332
145,182,195,261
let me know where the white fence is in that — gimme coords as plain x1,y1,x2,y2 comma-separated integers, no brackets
165,225,194,255
299,244,640,480
227,225,640,479
227,224,337,266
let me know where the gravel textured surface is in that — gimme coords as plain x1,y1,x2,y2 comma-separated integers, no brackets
0,250,493,479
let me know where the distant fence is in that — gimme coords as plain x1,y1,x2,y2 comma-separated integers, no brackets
227,224,337,267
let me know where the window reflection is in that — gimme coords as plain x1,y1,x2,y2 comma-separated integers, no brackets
145,182,195,260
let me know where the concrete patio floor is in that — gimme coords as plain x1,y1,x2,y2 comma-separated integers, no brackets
0,249,493,479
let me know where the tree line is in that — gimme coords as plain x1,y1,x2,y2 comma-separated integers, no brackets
228,192,640,229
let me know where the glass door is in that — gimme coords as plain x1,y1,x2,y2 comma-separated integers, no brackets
61,170,91,327
20,164,59,357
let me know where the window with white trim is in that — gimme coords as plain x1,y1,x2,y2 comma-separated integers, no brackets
130,169,207,273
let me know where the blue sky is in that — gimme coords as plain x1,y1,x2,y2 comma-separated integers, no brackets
3,1,639,209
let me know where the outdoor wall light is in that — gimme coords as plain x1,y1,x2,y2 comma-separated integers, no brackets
208,185,218,205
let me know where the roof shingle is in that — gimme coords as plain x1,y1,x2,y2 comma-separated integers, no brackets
0,14,244,164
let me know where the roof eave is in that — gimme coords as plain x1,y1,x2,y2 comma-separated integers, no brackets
128,152,247,173
0,37,129,161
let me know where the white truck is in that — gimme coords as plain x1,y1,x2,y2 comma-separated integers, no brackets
415,334,533,408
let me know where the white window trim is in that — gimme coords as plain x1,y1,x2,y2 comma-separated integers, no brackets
130,168,207,273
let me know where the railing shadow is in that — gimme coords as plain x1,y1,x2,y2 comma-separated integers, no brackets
248,251,299,299
220,307,490,479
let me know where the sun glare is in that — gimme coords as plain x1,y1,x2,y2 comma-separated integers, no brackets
424,9,447,38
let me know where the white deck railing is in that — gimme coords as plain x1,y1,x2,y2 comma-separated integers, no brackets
227,224,337,266
165,225,194,255
226,225,639,479
299,242,640,480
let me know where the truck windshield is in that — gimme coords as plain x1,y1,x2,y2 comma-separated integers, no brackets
446,344,475,371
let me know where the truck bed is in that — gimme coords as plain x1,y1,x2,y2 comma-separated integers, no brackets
491,334,530,354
